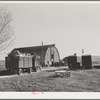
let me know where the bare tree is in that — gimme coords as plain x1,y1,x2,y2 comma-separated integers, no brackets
0,6,14,52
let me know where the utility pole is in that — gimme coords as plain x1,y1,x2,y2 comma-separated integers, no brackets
41,42,43,67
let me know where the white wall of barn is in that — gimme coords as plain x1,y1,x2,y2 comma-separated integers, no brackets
53,46,60,62
45,46,60,65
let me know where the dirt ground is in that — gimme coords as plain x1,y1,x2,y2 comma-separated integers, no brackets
0,66,100,91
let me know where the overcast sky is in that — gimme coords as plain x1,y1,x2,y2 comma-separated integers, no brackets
0,2,100,60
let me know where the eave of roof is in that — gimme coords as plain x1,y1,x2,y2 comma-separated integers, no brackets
13,44,55,51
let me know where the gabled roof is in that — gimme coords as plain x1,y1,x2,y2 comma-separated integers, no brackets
12,44,55,54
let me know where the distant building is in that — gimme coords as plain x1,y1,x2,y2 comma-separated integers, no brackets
11,44,60,66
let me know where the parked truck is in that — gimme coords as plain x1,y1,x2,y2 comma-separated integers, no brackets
5,50,41,75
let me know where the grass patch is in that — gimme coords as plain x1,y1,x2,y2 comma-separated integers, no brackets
0,67,99,91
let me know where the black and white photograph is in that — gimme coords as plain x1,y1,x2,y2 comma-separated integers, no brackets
0,1,100,95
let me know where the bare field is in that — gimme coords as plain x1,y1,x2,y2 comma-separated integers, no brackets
0,67,99,91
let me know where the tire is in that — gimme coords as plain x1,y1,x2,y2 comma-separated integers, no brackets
28,68,33,73
34,67,37,72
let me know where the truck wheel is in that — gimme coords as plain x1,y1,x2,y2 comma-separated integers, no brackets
28,68,31,73
18,69,23,75
33,67,36,72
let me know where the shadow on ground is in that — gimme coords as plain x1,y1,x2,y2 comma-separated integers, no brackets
46,70,56,72
45,68,69,72
0,70,13,76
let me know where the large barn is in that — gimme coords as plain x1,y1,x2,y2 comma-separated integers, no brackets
11,44,60,66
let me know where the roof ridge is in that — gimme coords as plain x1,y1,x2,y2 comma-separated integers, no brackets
14,44,55,50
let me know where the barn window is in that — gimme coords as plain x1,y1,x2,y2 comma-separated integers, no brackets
51,54,54,59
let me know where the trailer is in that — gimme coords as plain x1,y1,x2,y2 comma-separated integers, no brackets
68,55,81,70
32,55,41,71
82,55,92,69
67,54,100,70
82,55,100,69
5,50,41,75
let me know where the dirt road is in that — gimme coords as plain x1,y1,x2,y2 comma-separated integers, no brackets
0,66,68,79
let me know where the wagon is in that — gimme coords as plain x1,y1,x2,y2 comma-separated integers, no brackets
67,55,81,70
5,50,41,75
82,55,100,69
